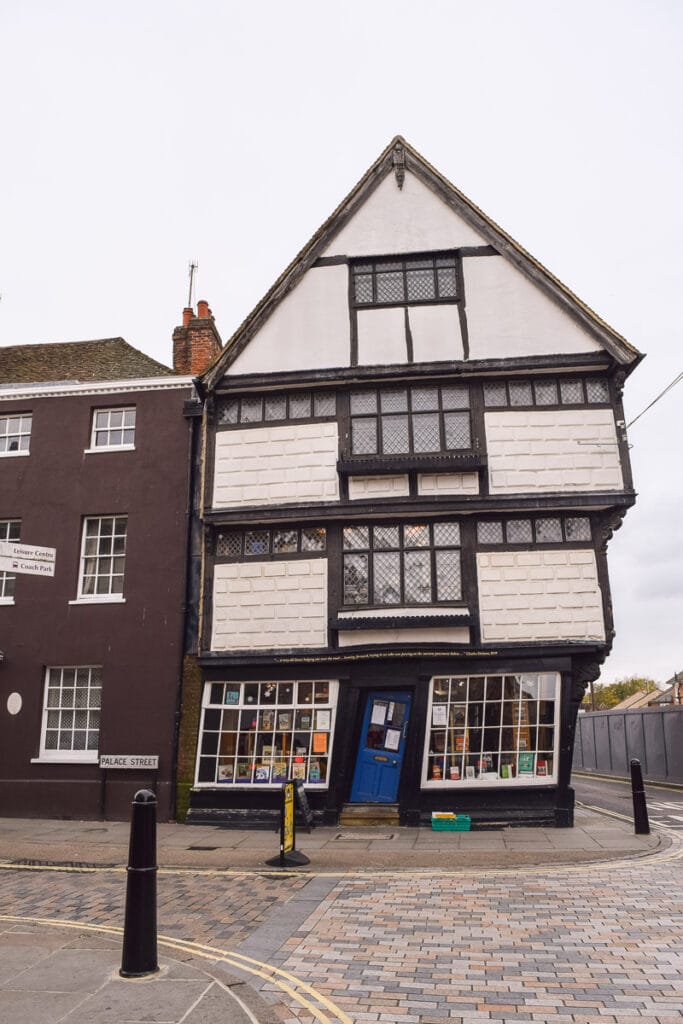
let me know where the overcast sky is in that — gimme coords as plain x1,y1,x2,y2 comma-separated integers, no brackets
1,1,680,686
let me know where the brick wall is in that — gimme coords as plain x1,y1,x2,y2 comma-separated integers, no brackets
485,409,624,493
213,423,339,508
211,559,328,650
477,549,605,642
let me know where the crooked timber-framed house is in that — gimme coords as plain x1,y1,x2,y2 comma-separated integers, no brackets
178,137,642,828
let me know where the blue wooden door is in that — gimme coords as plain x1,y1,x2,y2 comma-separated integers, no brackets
350,691,412,803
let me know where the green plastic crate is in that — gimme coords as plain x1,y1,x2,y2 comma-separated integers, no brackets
431,813,471,831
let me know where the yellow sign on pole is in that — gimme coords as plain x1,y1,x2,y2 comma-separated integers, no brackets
283,781,294,854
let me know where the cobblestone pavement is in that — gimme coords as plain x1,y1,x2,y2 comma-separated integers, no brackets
1,835,681,1024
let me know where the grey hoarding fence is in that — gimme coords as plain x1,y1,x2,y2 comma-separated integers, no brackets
574,706,683,784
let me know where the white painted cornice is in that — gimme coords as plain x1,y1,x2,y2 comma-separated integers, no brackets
0,375,196,402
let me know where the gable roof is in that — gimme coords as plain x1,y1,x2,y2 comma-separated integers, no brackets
0,337,173,386
202,136,642,390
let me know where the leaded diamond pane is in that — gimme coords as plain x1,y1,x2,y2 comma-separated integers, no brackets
344,554,368,604
534,381,558,405
484,383,507,407
301,527,326,552
381,415,409,454
380,389,408,413
313,393,336,417
373,552,401,605
289,393,311,419
406,268,435,301
477,521,504,544
350,391,377,414
444,411,470,449
404,551,432,603
509,381,533,406
217,531,242,557
376,271,404,303
565,517,592,541
351,418,377,455
436,550,461,601
244,531,270,556
586,378,609,403
436,266,457,298
354,274,373,304
265,395,287,420
441,386,469,410
560,380,584,404
403,524,430,548
433,522,460,547
411,387,439,411
413,413,440,452
373,526,399,549
343,526,369,551
535,518,562,543
273,530,298,553
506,519,533,544
240,397,263,423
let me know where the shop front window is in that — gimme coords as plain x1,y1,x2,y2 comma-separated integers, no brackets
196,680,338,787
423,674,559,785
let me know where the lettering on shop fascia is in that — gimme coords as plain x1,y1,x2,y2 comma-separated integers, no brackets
274,649,499,664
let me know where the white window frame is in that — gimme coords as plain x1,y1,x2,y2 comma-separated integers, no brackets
74,516,127,603
85,406,136,453
195,680,339,788
0,413,32,456
421,673,560,788
0,519,21,603
35,666,102,763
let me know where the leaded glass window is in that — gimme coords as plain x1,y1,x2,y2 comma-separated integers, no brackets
217,527,327,560
352,253,459,307
350,385,471,456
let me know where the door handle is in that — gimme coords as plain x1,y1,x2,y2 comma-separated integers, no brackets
392,760,398,766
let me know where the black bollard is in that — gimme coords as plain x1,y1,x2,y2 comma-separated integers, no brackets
630,759,650,835
120,789,159,977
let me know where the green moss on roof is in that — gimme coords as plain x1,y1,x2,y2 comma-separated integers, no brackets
0,338,173,385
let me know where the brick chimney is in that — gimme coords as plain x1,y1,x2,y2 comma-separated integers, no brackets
173,300,223,375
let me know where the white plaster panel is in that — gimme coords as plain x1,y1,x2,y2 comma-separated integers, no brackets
323,172,486,257
213,422,340,508
477,550,605,643
357,307,407,366
338,627,470,647
227,266,350,375
463,255,604,359
211,559,328,650
409,305,465,363
348,475,410,500
417,472,479,496
485,409,624,494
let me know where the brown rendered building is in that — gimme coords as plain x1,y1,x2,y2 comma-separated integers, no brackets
0,315,220,820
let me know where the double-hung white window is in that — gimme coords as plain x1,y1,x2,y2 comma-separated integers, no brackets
89,407,136,451
0,519,21,601
39,666,102,761
0,414,32,455
77,516,127,600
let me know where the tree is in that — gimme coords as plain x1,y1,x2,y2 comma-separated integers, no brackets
583,676,660,710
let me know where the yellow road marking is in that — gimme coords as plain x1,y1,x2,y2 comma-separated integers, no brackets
0,914,351,1024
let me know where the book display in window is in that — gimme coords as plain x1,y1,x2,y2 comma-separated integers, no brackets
196,680,337,786
423,674,558,785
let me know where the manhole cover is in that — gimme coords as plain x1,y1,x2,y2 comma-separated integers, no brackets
335,832,395,841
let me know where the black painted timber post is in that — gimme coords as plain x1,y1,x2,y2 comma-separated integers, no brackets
120,789,159,977
630,759,650,835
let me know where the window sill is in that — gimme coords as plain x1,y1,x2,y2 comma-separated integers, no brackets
332,608,470,630
69,596,126,605
0,597,15,606
338,453,485,476
0,450,30,458
83,445,136,454
421,776,556,788
31,755,99,765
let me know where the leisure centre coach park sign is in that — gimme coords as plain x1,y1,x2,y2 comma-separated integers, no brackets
0,541,56,577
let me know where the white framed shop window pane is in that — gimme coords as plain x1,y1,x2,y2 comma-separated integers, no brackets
422,673,559,786
39,666,102,762
88,407,136,451
195,680,338,788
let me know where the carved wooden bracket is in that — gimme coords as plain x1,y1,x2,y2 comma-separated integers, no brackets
392,142,406,190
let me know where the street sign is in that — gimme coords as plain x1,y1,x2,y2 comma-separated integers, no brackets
100,755,159,769
0,541,56,577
